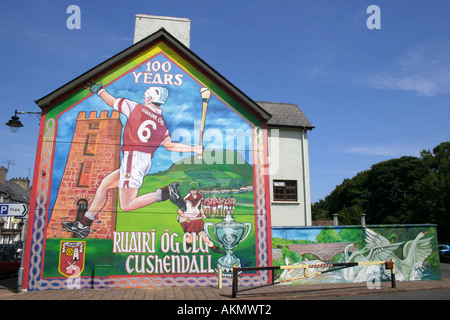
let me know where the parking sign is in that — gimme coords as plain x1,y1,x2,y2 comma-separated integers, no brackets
0,203,28,217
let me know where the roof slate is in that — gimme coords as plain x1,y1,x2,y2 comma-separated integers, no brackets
0,181,30,203
256,101,314,130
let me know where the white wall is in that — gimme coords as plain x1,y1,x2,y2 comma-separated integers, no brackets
268,128,312,227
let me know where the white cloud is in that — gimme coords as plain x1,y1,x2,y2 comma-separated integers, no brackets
363,40,450,96
332,139,440,158
334,145,402,157
365,73,440,96
164,103,195,126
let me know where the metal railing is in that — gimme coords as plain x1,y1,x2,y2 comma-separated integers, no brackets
231,259,396,298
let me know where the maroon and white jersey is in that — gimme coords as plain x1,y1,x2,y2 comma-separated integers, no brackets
184,192,204,209
183,192,204,218
114,98,170,156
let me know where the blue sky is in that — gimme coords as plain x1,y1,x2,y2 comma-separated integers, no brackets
1,0,449,203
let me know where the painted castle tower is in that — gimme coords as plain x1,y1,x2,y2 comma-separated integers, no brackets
47,110,122,239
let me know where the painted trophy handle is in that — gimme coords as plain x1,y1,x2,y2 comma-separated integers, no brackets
203,222,219,245
239,223,252,244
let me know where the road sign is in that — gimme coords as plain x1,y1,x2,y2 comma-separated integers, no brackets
0,203,28,217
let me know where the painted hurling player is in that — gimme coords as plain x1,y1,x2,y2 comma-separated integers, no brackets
62,82,202,238
177,182,222,253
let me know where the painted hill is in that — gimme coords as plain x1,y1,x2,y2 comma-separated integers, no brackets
146,150,253,194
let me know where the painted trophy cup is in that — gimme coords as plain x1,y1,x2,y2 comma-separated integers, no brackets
204,211,252,277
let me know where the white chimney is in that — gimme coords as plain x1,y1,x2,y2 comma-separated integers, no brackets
134,14,191,48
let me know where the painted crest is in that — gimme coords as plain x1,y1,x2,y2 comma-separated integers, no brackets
58,241,85,277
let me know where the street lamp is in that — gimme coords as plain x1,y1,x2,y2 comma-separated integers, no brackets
5,109,41,133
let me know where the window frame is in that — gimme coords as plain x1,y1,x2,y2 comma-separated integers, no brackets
84,133,99,156
272,180,298,202
77,161,94,187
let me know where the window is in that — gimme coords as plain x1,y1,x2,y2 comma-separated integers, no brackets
89,121,101,129
77,161,93,187
84,134,98,156
273,180,298,202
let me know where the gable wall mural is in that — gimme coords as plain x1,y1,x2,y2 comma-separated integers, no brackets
22,39,272,291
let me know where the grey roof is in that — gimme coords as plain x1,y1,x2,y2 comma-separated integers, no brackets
256,102,314,130
0,181,30,203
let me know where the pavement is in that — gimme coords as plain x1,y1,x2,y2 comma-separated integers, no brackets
1,276,450,300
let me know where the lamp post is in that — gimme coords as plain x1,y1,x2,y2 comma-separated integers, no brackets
5,109,41,133
4,109,40,291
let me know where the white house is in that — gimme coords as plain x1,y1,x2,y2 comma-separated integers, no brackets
257,102,314,227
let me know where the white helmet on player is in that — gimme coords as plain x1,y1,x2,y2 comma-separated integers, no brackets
143,87,169,105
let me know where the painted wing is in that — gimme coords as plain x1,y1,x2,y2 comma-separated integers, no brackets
364,228,404,261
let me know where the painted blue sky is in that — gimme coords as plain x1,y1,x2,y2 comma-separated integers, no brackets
1,1,449,203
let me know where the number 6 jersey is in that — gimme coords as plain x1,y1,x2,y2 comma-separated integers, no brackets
114,98,170,157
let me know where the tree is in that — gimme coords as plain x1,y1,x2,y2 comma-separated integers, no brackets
311,199,330,221
311,142,450,242
365,156,433,224
316,228,342,243
420,142,450,241
312,170,369,225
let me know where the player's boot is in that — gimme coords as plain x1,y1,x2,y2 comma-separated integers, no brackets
156,182,187,212
168,182,187,212
62,221,90,239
